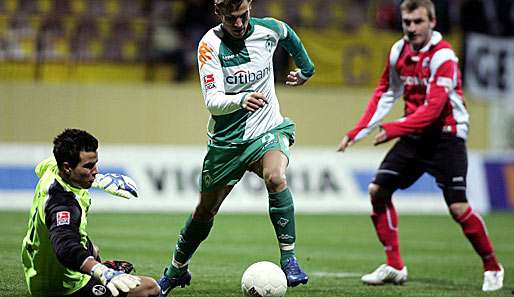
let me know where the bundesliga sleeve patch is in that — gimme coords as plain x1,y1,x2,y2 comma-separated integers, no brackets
203,74,216,90
56,211,70,226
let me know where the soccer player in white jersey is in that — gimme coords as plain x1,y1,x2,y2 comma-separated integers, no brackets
156,0,315,296
337,0,503,291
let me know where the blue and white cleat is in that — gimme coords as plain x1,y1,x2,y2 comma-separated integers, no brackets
157,267,192,297
281,258,308,287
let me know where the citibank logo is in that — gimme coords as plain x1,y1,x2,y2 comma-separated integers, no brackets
225,65,271,85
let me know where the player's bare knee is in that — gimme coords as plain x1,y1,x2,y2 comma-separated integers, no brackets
369,183,391,200
264,170,287,192
368,183,380,197
130,276,160,297
449,202,469,218
368,183,392,208
147,277,161,297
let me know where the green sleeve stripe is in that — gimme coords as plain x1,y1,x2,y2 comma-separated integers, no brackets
252,17,285,38
279,23,315,78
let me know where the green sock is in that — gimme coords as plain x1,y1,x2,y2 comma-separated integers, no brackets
165,214,213,278
268,188,296,266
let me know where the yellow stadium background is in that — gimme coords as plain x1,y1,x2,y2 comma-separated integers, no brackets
0,9,487,150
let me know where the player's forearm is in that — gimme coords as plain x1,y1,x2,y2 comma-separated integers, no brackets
80,256,100,274
347,88,395,141
279,24,315,78
381,95,446,139
346,59,399,142
49,228,92,271
205,92,247,115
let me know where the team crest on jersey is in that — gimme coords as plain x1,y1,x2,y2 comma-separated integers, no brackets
56,211,70,226
198,41,214,69
265,35,274,52
203,73,216,90
203,174,212,187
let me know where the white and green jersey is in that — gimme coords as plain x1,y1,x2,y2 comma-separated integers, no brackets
197,17,315,144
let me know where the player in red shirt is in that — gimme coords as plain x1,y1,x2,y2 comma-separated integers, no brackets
337,0,503,291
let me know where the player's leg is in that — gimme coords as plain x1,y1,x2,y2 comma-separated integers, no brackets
157,186,233,296
127,277,160,297
243,120,306,286
361,138,422,285
158,144,245,296
448,202,501,274
260,150,297,261
360,183,407,285
172,186,234,271
434,136,503,291
256,149,308,287
368,183,403,270
249,149,307,288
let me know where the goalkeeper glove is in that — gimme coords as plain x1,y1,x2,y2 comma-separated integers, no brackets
91,263,141,296
93,173,138,199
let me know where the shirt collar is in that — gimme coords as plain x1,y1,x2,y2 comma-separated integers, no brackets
220,18,255,41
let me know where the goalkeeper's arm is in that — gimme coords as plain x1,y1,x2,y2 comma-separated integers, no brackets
81,257,141,297
93,173,139,199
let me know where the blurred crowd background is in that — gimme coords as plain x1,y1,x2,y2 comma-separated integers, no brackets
0,0,512,82
0,0,513,150
0,1,513,212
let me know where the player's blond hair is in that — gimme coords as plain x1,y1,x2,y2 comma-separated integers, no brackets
400,0,436,21
214,0,252,16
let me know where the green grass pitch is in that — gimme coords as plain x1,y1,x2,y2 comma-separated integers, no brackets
2,211,513,297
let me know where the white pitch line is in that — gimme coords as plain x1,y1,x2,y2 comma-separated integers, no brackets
310,272,362,278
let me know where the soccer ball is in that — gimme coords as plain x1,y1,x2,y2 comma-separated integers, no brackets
241,261,287,297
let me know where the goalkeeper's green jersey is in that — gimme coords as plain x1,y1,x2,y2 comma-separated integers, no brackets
197,17,315,145
21,158,92,296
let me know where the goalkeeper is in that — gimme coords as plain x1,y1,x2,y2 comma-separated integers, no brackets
21,128,159,297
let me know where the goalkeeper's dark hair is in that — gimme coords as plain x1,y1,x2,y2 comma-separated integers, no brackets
53,128,98,170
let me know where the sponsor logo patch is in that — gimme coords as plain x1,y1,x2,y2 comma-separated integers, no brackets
56,211,70,226
225,65,271,85
92,284,107,296
277,217,289,227
278,234,294,241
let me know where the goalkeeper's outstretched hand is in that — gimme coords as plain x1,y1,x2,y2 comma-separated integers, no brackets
91,263,141,296
93,173,138,199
